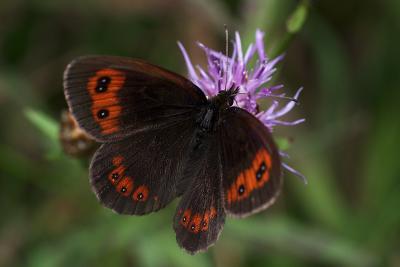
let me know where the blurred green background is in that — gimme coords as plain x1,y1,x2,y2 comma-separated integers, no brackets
1,0,400,266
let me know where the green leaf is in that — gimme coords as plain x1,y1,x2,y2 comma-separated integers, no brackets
24,108,61,159
286,1,308,34
24,108,59,141
275,136,291,151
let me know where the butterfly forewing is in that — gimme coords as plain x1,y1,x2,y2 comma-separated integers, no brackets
63,55,207,142
218,107,282,217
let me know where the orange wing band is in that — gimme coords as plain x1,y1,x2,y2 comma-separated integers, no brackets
87,69,126,134
226,149,272,204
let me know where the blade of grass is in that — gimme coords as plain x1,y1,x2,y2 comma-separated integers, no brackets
225,216,379,267
242,0,292,48
24,108,58,141
24,107,62,159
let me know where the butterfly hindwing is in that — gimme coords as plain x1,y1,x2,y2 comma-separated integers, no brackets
90,118,197,215
173,135,225,254
64,55,207,142
218,107,282,217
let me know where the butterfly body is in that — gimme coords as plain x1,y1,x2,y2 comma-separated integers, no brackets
193,87,237,136
63,55,282,254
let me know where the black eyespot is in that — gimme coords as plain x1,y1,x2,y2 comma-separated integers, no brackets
111,173,119,180
95,85,107,93
97,109,109,119
182,216,187,222
256,162,267,181
202,222,207,227
137,192,143,200
190,224,195,230
238,184,245,195
260,162,266,172
121,187,127,193
95,77,111,93
98,76,111,85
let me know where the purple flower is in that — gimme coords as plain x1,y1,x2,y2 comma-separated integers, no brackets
178,29,306,183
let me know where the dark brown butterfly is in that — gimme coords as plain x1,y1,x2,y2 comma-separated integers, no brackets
63,55,282,254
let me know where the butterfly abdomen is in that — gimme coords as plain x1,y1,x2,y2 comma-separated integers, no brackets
198,107,218,131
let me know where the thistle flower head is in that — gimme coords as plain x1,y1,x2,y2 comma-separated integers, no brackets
178,29,306,183
178,29,304,131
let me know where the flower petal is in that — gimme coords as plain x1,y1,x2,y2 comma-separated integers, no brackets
255,29,266,59
177,42,199,82
265,87,303,119
282,162,308,184
235,31,244,64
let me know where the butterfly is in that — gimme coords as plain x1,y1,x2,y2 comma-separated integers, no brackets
63,55,282,254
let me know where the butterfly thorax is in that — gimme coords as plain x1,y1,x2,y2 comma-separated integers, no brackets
197,87,238,132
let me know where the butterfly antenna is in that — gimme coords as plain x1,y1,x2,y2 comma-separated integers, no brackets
268,94,299,104
224,24,229,91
